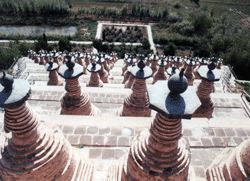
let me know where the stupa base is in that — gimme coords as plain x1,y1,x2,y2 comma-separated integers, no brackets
108,153,195,181
116,106,151,117
108,130,191,181
47,80,63,86
61,103,101,116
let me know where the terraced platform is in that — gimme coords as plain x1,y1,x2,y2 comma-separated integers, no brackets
0,57,249,181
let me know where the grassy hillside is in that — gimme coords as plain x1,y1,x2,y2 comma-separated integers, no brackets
72,0,250,16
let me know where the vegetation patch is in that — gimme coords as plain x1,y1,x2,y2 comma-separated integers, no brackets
235,81,250,96
102,25,147,43
0,0,71,19
0,40,34,70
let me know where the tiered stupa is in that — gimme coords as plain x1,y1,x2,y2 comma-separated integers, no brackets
118,57,152,117
124,64,136,89
87,61,103,87
59,53,101,115
167,65,180,77
108,68,201,180
174,56,183,70
206,138,250,181
34,53,40,63
184,58,195,86
122,57,136,84
39,53,46,65
193,58,208,79
45,60,63,86
193,58,221,118
75,52,87,74
103,53,111,75
152,57,168,84
96,54,109,83
150,54,159,75
0,72,94,180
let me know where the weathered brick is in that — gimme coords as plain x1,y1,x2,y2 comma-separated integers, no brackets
87,126,99,134
63,125,74,134
233,137,244,146
102,149,114,159
212,137,223,147
203,128,215,136
201,138,213,147
105,136,117,146
214,128,226,137
89,149,102,158
92,93,99,97
113,94,119,98
68,135,80,145
103,98,110,103
115,149,127,159
235,128,247,136
99,93,106,98
110,98,117,103
74,125,86,135
222,137,236,147
118,137,129,146
95,97,103,103
99,127,110,135
106,94,112,98
111,127,122,135
93,136,104,146
224,128,236,137
79,135,92,145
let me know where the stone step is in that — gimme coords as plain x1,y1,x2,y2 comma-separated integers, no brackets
27,73,126,84
33,80,126,89
28,72,154,85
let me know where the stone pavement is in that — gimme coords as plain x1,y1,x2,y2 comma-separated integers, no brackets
0,56,249,180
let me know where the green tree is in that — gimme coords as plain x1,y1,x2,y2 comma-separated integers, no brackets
58,37,72,52
142,38,151,50
193,0,200,6
189,12,213,35
92,38,103,52
18,41,35,56
221,32,250,80
164,42,177,56
0,42,21,70
193,38,212,57
35,33,48,52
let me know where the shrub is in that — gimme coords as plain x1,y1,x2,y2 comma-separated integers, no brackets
189,12,213,35
193,0,200,7
164,42,177,56
212,34,233,55
142,38,151,50
171,21,194,36
174,2,181,9
193,38,212,57
58,37,72,52
0,42,21,70
18,41,34,56
221,33,250,80
92,38,103,52
35,33,48,52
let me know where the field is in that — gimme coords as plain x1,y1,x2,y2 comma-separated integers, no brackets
71,0,250,17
